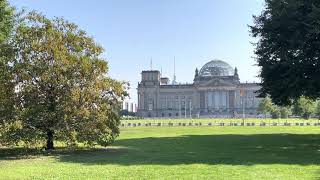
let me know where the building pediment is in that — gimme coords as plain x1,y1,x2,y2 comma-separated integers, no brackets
199,78,236,87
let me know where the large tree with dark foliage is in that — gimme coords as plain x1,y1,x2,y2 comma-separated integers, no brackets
250,0,320,105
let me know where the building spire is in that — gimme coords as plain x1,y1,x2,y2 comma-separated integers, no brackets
195,68,199,78
234,67,239,81
173,56,177,84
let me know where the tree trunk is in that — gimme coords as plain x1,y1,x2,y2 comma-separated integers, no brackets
46,130,54,150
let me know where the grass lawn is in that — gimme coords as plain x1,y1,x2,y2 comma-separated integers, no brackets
1,126,320,179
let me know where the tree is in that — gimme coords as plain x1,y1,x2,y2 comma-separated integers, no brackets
270,106,281,119
315,100,320,119
258,96,273,118
279,106,291,119
0,0,15,137
250,0,320,105
292,96,315,119
1,12,127,149
0,0,14,42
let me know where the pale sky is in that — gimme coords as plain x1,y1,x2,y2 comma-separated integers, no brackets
9,0,265,103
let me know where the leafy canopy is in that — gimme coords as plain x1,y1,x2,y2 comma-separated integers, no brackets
279,106,291,119
292,96,315,119
0,0,14,42
258,96,273,117
250,0,320,105
0,0,15,129
316,101,320,119
0,12,127,149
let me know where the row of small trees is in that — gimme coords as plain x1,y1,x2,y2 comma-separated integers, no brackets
258,96,320,119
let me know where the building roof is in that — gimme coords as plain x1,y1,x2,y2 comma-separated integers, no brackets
160,84,193,89
141,70,160,73
199,60,234,77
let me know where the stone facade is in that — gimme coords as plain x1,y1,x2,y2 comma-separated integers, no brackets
137,60,261,118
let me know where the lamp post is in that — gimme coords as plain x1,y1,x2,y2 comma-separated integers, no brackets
240,87,245,125
179,98,181,119
185,101,187,119
189,101,192,119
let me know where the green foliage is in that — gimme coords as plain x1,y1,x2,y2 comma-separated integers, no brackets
280,106,291,119
270,106,281,119
258,97,291,119
258,96,273,118
1,12,127,149
0,0,15,136
292,96,315,119
0,0,14,42
315,100,320,119
250,0,320,105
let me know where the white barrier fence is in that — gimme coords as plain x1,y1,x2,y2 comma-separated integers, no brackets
121,122,320,128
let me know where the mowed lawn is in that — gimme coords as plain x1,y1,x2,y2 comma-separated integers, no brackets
1,126,320,180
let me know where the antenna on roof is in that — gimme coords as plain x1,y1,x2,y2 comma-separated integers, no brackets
173,56,177,84
161,67,163,77
150,57,153,70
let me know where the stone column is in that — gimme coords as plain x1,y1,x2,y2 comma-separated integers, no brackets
200,91,205,110
140,93,144,110
137,93,140,110
205,91,208,112
226,91,229,109
229,90,235,111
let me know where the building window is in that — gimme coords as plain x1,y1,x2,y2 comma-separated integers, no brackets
148,102,153,111
174,101,179,109
160,96,166,109
181,101,185,108
168,101,172,109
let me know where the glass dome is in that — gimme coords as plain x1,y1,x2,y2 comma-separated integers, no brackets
199,60,234,77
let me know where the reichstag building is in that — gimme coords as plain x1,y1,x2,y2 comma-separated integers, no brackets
137,60,261,118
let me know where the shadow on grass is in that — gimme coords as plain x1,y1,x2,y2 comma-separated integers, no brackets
1,134,320,166
0,147,101,160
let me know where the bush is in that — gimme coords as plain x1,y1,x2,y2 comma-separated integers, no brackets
271,108,281,119
292,96,315,119
280,107,291,119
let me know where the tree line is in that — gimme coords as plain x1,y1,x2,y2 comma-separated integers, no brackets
258,96,320,119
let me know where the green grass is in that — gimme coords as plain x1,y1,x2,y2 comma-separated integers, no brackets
1,125,320,179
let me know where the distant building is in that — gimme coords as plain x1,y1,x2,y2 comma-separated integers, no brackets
137,59,261,118
130,103,134,112
122,101,137,113
125,102,129,111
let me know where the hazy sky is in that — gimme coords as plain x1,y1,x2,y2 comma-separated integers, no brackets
9,0,265,103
